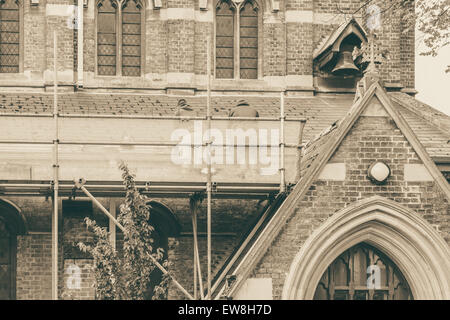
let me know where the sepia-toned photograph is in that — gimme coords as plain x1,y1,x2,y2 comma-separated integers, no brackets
0,0,449,305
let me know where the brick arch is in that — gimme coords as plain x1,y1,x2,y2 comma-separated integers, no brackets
144,200,180,299
147,200,181,238
0,198,27,235
282,196,450,300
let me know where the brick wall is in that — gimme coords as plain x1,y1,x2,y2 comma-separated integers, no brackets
61,259,95,300
400,0,415,89
286,0,312,11
167,20,196,74
286,23,313,76
312,0,361,13
194,22,213,76
16,234,52,299
263,22,286,77
360,0,415,88
146,17,168,75
45,1,75,83
252,114,450,299
23,2,47,75
12,195,263,299
7,0,416,91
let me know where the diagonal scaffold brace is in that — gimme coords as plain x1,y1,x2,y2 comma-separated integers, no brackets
73,178,194,300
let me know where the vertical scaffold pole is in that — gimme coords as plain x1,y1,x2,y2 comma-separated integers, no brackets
295,120,306,182
52,30,59,300
190,196,205,300
77,0,84,88
280,91,286,193
206,33,212,300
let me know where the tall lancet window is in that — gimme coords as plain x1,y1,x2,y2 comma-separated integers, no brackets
215,0,259,79
0,0,21,73
97,0,143,76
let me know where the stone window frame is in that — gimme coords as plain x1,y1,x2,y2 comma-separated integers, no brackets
0,0,24,74
94,0,146,77
214,0,263,80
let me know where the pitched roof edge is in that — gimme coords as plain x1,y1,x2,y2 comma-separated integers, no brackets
313,17,368,60
390,93,450,136
375,87,450,199
225,82,450,298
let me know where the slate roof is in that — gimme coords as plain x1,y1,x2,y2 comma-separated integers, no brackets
0,91,447,159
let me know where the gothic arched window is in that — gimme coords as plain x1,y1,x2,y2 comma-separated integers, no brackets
215,0,259,79
97,0,143,77
0,0,22,73
314,243,413,300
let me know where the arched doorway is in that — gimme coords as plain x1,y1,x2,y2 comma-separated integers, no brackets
144,201,181,300
0,199,26,300
313,242,413,300
0,218,15,300
282,196,450,300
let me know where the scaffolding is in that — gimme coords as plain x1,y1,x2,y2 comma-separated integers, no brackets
0,33,306,300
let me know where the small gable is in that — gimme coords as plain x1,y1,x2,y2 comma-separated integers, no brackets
314,18,368,79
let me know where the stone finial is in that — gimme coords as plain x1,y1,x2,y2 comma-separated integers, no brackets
353,32,388,102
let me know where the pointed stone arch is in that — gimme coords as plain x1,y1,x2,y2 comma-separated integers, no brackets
282,196,450,300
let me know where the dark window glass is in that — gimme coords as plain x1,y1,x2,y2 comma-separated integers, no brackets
0,0,20,73
97,0,117,75
313,243,413,300
122,0,141,76
215,1,234,79
239,1,257,79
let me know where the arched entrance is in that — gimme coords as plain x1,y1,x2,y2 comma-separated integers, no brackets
144,200,181,300
313,242,413,300
0,199,26,300
282,196,450,300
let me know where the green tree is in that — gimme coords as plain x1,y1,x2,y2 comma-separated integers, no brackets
78,163,169,300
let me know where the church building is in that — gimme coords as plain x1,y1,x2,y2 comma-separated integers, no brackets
0,0,449,300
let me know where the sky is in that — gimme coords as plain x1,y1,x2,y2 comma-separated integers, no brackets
414,10,450,117
415,43,450,117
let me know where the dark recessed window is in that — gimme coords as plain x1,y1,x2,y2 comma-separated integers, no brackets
215,0,258,80
0,0,21,73
97,0,143,77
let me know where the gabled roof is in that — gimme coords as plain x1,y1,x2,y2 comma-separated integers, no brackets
223,79,450,299
313,17,368,63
